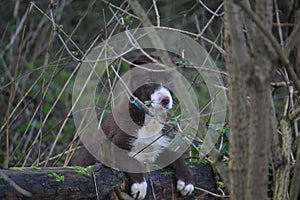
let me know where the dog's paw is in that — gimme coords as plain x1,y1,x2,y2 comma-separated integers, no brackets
131,181,147,199
177,180,194,196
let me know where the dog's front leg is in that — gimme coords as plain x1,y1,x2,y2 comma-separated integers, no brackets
111,150,147,199
128,172,147,200
170,156,194,196
156,149,194,196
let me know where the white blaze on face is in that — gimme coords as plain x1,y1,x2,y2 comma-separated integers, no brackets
150,86,173,110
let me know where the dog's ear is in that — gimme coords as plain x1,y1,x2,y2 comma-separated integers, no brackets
130,54,161,68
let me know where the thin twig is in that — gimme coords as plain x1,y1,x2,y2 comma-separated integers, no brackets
198,2,224,37
92,170,100,200
44,7,113,165
33,146,82,166
0,171,32,197
30,2,84,60
109,64,151,114
0,3,33,56
152,0,160,26
194,186,230,198
285,23,300,56
273,0,284,48
102,0,139,20
108,5,125,25
158,26,226,55
127,0,174,67
198,0,224,17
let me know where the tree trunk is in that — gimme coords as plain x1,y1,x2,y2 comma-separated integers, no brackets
224,0,251,199
224,0,275,199
0,162,218,200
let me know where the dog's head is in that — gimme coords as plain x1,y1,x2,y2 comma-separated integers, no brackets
127,54,172,90
128,55,174,125
132,83,173,109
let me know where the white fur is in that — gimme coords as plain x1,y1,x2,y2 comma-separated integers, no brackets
150,86,173,109
131,181,147,200
177,180,194,196
129,118,170,163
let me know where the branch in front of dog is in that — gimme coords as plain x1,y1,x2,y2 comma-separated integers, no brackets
131,123,179,159
109,64,152,115
131,133,167,159
120,57,171,72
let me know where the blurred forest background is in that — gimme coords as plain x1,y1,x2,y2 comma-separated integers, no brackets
0,0,226,168
1,0,300,199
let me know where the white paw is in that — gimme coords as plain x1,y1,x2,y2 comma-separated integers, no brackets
177,180,194,196
131,181,147,200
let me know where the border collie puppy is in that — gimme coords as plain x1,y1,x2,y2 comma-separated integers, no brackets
70,55,194,199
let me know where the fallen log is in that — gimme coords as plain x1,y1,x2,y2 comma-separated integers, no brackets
0,161,221,200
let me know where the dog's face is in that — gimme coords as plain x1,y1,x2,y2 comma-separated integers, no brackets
132,83,173,109
150,85,173,110
129,83,173,127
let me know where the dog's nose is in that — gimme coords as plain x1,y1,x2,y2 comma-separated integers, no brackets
160,96,170,107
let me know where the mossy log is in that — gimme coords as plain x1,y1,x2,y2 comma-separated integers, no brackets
0,162,219,200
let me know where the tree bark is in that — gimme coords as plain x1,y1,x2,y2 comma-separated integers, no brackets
224,0,275,199
274,118,292,199
224,0,251,199
0,162,219,200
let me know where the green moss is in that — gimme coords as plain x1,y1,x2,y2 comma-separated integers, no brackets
32,166,41,170
10,167,26,171
47,173,65,182
64,166,92,177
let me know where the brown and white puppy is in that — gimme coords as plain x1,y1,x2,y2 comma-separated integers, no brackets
71,55,194,199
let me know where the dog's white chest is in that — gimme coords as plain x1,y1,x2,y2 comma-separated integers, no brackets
129,116,170,163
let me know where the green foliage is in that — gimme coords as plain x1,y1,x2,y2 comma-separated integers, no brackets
124,15,133,24
217,181,225,188
47,173,65,182
190,157,209,165
213,125,230,156
190,124,230,157
32,166,41,170
161,170,175,177
175,58,194,66
166,114,181,126
10,167,26,171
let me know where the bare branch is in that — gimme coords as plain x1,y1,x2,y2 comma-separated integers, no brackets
0,171,32,197
152,0,160,26
235,0,300,94
285,23,300,56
